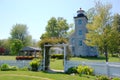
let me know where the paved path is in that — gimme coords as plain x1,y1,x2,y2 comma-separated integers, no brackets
0,74,53,80
47,69,64,73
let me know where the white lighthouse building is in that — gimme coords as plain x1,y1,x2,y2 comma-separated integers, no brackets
69,8,98,57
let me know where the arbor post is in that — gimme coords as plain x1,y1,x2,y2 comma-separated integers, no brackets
63,44,67,72
43,45,45,71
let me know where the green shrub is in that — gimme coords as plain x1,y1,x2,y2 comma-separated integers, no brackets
30,59,40,71
77,65,94,76
51,54,64,59
19,67,29,71
66,67,77,74
1,64,9,71
77,65,84,76
97,75,109,80
113,77,120,80
9,66,18,71
1,64,18,71
83,65,94,75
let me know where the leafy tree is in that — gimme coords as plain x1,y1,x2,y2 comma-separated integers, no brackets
31,39,39,47
0,39,11,54
46,17,58,37
86,7,96,23
10,24,32,46
57,17,69,38
41,17,69,39
66,23,75,38
112,14,120,32
10,39,23,55
85,1,112,62
40,32,50,39
109,14,120,55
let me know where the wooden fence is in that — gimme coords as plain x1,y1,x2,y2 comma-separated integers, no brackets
0,60,31,68
64,60,120,77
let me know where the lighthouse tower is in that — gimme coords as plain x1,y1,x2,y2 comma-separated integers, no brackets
69,8,98,57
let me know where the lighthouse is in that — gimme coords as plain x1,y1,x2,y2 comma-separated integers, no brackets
69,8,98,57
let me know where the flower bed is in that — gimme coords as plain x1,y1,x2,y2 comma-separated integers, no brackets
16,56,34,60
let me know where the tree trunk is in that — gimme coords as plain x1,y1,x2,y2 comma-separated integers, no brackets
104,45,108,62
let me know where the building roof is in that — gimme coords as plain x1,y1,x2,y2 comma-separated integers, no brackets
74,8,88,20
20,46,41,52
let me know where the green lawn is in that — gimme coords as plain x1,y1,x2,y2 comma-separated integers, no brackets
0,56,16,60
0,71,96,80
70,56,120,62
50,59,64,70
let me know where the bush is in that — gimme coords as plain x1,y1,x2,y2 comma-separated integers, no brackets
19,67,29,71
66,67,77,74
1,64,9,71
9,66,18,71
77,65,84,76
77,65,94,76
51,54,64,59
30,59,40,71
66,65,94,76
1,64,18,71
97,75,109,80
83,65,94,75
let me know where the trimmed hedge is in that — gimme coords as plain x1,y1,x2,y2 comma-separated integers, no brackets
1,64,18,71
51,54,64,59
16,56,34,60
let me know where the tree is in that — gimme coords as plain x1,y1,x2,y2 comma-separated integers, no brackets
86,7,96,23
112,14,120,32
10,39,23,55
67,23,75,38
85,1,112,62
41,17,69,39
57,17,69,38
0,39,11,55
109,14,120,55
40,32,50,39
10,24,32,46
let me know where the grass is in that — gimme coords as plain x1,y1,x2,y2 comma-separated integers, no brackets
50,59,64,70
70,56,120,62
0,71,96,80
0,55,16,60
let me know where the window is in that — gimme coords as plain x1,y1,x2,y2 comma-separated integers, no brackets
79,40,82,46
78,19,82,25
71,38,74,44
79,30,82,35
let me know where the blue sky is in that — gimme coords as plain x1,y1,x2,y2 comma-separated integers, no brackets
0,0,120,41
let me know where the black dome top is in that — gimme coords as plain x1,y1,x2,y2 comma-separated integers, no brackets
74,8,88,20
74,13,88,20
77,13,86,17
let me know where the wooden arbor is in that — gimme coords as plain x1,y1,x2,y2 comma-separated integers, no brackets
39,38,68,71
43,44,68,71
